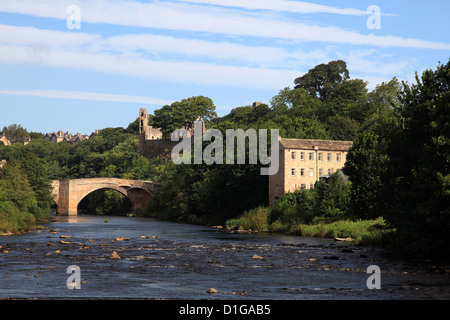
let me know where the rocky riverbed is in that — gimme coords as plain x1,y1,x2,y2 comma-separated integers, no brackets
1,215,449,299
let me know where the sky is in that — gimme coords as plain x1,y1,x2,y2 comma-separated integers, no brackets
0,0,449,135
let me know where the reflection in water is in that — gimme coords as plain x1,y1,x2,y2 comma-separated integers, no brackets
0,215,449,299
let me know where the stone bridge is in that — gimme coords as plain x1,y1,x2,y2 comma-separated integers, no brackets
51,178,160,216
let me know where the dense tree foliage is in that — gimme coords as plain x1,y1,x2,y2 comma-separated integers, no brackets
294,60,350,101
152,96,217,137
148,160,267,225
269,172,351,227
1,59,448,256
1,124,30,144
344,60,450,254
0,126,165,226
0,163,39,232
148,60,400,225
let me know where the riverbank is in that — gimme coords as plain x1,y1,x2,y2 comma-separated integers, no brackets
0,220,50,237
225,207,392,246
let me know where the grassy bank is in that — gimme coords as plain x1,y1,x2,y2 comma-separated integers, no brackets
225,206,392,245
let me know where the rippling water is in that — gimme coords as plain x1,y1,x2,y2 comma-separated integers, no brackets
1,215,449,300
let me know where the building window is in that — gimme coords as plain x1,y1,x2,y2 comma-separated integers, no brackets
310,183,314,189
291,151,296,160
327,153,332,161
301,184,306,190
318,152,323,161
336,153,341,162
291,168,296,176
309,152,314,161
319,168,323,176
300,152,305,160
300,168,305,176
310,169,314,177
328,169,333,175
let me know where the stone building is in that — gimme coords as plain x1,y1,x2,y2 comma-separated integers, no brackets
0,134,11,146
44,131,71,143
268,137,352,206
139,108,205,160
67,133,91,145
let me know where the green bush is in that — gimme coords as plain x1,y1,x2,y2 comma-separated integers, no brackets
0,201,35,233
298,217,391,244
226,206,270,231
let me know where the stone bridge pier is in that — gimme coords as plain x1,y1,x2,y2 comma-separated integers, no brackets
51,178,159,216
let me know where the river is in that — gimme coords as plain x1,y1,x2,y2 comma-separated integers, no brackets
0,215,449,300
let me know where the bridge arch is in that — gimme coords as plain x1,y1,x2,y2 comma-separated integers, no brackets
52,178,159,216
77,187,134,215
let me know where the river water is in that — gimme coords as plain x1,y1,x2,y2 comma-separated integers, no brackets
0,215,449,300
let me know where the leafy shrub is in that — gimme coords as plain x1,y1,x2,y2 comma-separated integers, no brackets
226,206,270,231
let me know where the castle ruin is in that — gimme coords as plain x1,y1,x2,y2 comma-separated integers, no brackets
138,108,205,160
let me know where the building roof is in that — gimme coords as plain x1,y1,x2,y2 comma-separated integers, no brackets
280,138,353,151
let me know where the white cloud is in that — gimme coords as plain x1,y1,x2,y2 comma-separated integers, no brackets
0,89,174,105
176,0,368,16
0,24,99,48
0,89,249,113
0,24,303,89
0,0,448,50
0,21,437,92
0,43,298,89
0,23,326,69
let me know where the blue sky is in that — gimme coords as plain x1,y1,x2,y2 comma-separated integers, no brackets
0,0,449,134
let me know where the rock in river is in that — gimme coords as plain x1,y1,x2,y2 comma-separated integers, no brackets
206,288,218,294
115,237,130,241
109,251,121,260
252,254,265,260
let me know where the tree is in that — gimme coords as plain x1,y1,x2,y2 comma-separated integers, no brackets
270,87,321,117
325,78,368,119
343,122,394,220
383,60,450,253
325,115,360,141
313,172,351,221
294,60,349,101
0,163,37,232
343,60,450,254
19,153,53,221
2,124,29,144
152,96,217,137
365,78,401,122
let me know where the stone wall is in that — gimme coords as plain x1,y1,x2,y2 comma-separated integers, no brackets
268,147,285,207
139,139,180,161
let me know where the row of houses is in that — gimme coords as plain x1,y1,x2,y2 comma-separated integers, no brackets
1,130,99,146
44,130,99,145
